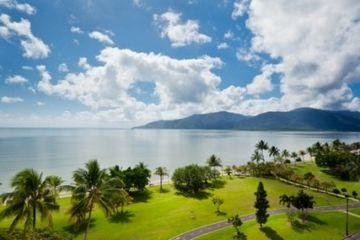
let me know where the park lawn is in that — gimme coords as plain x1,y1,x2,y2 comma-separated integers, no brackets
0,177,345,240
350,208,360,215
290,162,360,193
196,211,360,240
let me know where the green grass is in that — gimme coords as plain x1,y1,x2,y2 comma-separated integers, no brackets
290,162,360,193
350,208,360,215
197,211,360,240
0,177,346,240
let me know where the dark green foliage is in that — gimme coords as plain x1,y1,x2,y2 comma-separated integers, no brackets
109,163,151,192
332,188,340,194
291,190,315,215
254,182,269,228
314,141,360,181
172,165,210,194
228,215,243,238
0,228,73,240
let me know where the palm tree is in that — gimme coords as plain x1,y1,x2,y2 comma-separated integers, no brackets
251,150,262,165
279,194,292,209
0,169,59,238
70,160,124,240
291,152,298,162
154,167,168,191
299,150,306,161
45,175,64,198
256,140,268,160
306,147,314,161
269,146,280,162
207,154,222,170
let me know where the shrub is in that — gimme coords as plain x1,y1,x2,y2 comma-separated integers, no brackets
172,165,209,194
332,188,340,194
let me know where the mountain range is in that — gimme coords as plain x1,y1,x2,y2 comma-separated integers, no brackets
135,108,360,131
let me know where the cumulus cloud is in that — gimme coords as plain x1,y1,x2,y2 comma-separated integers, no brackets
231,0,249,20
36,101,45,106
22,65,33,70
0,0,36,15
236,47,259,62
242,0,360,110
35,47,254,121
70,26,83,34
217,42,229,49
89,31,114,45
58,63,69,73
1,96,23,103
5,74,28,84
246,64,275,95
153,10,211,47
224,30,234,39
0,14,50,59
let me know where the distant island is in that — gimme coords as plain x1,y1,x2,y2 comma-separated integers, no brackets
135,108,360,131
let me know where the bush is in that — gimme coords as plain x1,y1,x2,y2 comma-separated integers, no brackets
284,159,291,164
172,165,209,194
110,163,151,192
332,188,340,194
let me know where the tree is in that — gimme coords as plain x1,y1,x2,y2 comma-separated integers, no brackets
299,150,306,161
291,190,315,221
256,140,268,160
352,191,358,199
303,172,315,186
0,169,59,238
269,146,280,162
320,181,335,192
172,165,208,194
212,197,224,214
45,175,64,198
224,166,232,178
279,194,292,209
254,182,269,228
107,188,132,214
228,215,243,238
70,160,124,240
154,167,168,192
291,152,298,162
251,150,262,165
282,149,290,163
207,154,222,177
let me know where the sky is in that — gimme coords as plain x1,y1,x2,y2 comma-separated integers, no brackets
0,0,359,128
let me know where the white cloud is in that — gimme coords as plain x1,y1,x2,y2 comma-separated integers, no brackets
22,65,33,70
224,30,234,39
236,47,259,62
246,64,275,95
1,96,23,103
132,0,142,7
153,10,211,47
0,14,50,59
0,0,36,15
36,101,45,106
217,42,229,49
35,47,256,122
58,63,69,73
70,26,83,34
78,57,91,70
89,31,114,45
232,0,249,20
243,0,360,110
5,74,28,84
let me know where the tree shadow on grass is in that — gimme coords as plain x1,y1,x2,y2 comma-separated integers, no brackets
110,210,135,223
233,232,247,240
307,215,327,225
215,210,227,216
260,226,285,240
130,189,153,203
158,188,170,193
176,191,212,200
63,218,96,237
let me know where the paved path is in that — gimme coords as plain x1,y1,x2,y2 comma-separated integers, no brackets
171,202,360,240
340,210,360,218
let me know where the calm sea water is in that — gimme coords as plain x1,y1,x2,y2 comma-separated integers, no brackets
0,128,359,191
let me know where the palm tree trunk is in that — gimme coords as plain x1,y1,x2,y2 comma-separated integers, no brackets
160,175,163,191
84,203,93,240
32,204,36,240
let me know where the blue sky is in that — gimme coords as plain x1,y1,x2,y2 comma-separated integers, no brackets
0,0,359,127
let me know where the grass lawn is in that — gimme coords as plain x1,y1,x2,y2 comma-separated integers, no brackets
350,208,360,215
0,177,346,240
290,162,360,193
196,211,360,240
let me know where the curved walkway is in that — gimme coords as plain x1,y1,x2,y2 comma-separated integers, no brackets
171,202,360,240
